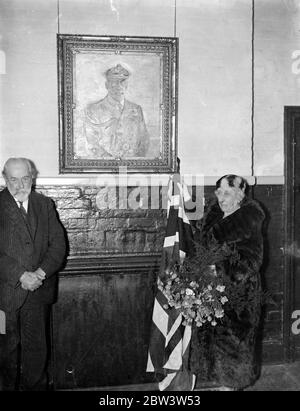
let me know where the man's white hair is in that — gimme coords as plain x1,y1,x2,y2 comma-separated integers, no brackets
2,157,36,178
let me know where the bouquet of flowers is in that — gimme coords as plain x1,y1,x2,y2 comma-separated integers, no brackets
158,238,239,327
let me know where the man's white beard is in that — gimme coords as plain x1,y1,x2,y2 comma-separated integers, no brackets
14,189,31,202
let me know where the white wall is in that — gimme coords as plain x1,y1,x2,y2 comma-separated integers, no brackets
177,0,252,176
0,0,299,179
254,0,300,176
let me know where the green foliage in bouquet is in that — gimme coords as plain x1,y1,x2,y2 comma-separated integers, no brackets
179,236,240,281
159,237,240,327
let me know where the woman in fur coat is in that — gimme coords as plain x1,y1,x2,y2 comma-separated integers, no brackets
189,174,265,390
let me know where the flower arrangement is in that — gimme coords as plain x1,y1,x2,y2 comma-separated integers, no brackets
158,238,240,327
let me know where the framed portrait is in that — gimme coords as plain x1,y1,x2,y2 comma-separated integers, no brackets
57,34,178,173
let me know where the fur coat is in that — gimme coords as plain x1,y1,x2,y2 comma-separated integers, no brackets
189,197,265,389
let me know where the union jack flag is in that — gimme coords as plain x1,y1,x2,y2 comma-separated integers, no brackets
146,174,196,391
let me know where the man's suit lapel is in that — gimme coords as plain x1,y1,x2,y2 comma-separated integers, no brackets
28,193,40,241
2,188,32,239
2,188,38,242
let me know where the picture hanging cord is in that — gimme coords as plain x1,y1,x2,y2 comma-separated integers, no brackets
251,0,255,177
174,0,177,38
57,0,60,34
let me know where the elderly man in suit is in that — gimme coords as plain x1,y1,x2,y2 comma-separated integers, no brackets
0,157,66,391
85,64,149,159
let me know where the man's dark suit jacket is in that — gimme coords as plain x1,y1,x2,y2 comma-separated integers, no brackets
0,188,66,312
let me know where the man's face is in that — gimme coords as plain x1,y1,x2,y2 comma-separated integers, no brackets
215,178,241,215
4,160,32,202
106,78,128,100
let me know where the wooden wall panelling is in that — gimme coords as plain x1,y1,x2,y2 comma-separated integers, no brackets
52,254,160,389
284,107,300,361
253,185,285,363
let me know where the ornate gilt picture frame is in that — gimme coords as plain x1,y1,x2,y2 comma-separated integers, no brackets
57,34,178,173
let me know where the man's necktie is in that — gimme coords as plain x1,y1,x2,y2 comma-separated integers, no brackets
18,201,28,222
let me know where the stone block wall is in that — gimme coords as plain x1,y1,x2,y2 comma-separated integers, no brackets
37,185,167,256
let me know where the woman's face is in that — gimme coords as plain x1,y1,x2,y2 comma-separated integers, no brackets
215,178,241,215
